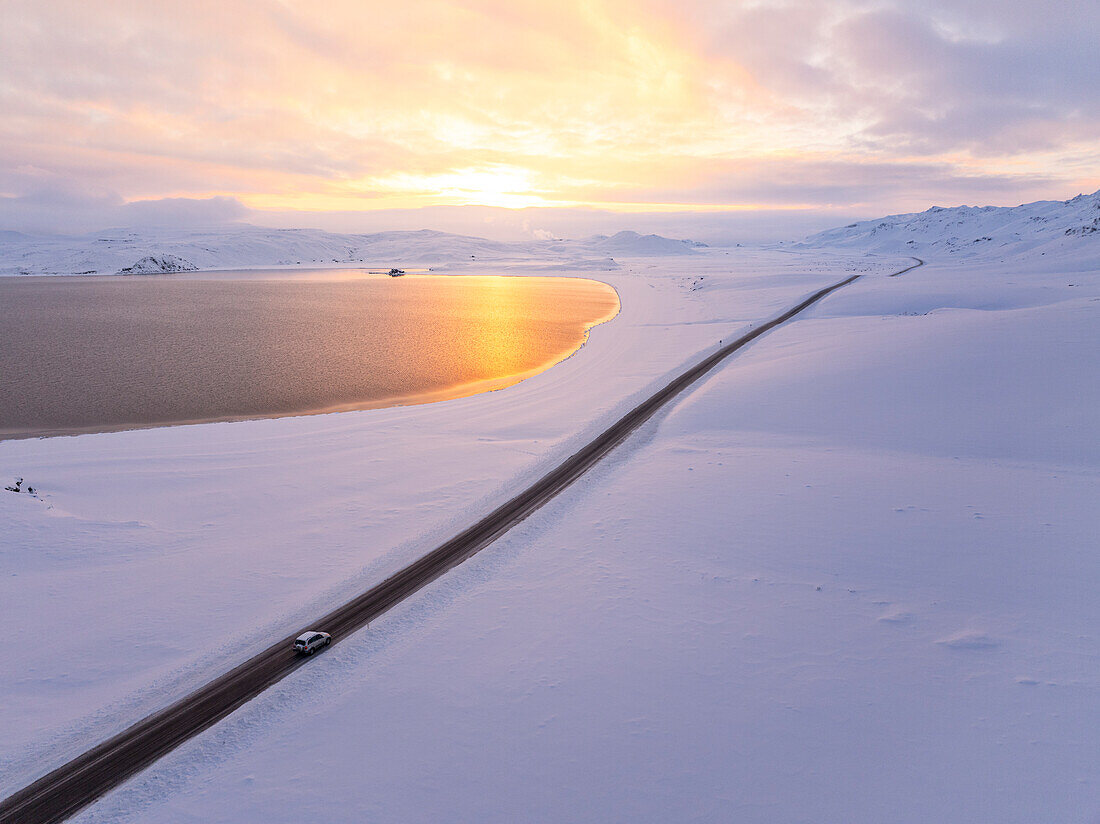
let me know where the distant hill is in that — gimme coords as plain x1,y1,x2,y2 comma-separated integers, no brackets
584,230,707,255
801,190,1100,265
118,254,199,274
0,225,703,276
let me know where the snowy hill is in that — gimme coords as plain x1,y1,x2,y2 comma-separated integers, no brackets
584,230,707,255
800,189,1100,267
0,225,702,276
118,254,199,274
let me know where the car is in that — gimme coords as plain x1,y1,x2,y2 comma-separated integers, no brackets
293,631,331,655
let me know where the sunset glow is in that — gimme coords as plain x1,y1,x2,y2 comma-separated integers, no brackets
2,0,1098,233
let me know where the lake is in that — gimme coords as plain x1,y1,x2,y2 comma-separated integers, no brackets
0,270,620,440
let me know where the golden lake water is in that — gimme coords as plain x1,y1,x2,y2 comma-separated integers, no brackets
0,270,620,439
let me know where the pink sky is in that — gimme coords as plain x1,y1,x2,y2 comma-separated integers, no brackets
1,0,1097,236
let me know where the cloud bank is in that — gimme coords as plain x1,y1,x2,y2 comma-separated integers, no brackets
1,0,1096,234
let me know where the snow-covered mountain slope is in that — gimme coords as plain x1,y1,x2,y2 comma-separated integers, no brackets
117,254,199,274
800,189,1100,267
584,230,707,255
0,225,703,276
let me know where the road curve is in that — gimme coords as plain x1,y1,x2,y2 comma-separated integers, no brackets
890,257,924,276
0,261,919,824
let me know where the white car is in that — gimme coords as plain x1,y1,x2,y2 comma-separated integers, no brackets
293,631,331,655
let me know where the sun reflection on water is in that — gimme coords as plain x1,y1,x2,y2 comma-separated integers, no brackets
0,273,621,439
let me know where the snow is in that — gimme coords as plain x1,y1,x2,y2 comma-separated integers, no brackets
0,225,703,277
584,230,708,255
0,245,889,794
117,254,198,274
799,188,1100,269
2,195,1098,822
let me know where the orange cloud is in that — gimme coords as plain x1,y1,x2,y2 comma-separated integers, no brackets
1,0,1097,222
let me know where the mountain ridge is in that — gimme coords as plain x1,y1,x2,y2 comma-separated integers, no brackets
0,225,703,276
800,189,1100,264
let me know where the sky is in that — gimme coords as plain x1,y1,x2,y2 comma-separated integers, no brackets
1,0,1098,241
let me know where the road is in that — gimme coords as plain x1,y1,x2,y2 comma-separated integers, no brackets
0,259,921,823
890,257,924,276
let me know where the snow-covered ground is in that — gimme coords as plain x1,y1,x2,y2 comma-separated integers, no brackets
799,188,1100,267
0,245,893,790
0,225,703,276
2,196,1098,822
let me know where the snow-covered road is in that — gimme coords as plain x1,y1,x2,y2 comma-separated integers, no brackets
73,251,1094,824
2,227,1097,822
0,249,895,795
0,261,892,824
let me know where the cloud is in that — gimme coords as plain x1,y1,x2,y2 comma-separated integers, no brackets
668,0,1100,157
0,0,1096,226
0,187,249,234
120,196,248,226
832,4,1100,155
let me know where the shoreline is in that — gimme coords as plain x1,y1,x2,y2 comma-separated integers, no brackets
0,249,904,796
0,271,620,442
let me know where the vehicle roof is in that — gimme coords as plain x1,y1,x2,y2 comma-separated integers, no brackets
295,631,327,642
